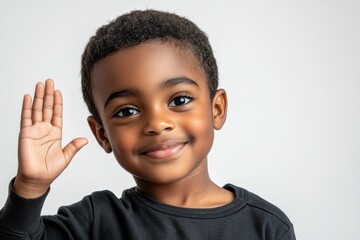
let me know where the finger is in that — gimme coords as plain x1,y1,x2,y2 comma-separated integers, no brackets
20,94,33,128
52,90,63,128
32,82,45,123
62,138,88,165
43,79,54,122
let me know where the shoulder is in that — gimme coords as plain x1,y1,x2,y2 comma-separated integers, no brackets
58,189,126,214
88,189,119,202
225,184,295,238
226,184,292,224
88,188,141,210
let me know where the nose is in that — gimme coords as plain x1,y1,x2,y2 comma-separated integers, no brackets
142,109,175,135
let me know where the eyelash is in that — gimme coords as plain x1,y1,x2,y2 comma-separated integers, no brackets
113,105,140,118
113,94,194,118
168,94,194,107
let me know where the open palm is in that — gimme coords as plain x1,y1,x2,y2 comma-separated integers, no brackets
15,80,88,198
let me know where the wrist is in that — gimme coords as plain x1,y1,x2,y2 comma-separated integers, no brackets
13,177,49,199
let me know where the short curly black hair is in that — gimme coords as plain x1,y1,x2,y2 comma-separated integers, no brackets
81,9,218,124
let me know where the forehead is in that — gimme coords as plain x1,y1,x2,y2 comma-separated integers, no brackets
91,41,207,103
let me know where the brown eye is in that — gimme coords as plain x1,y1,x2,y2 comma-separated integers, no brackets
169,96,193,107
114,107,140,118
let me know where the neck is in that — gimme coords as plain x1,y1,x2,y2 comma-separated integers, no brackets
134,160,233,208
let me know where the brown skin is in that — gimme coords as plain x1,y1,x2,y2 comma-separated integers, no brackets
14,79,88,198
88,41,234,208
14,40,233,208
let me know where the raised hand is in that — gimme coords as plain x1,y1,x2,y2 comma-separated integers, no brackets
14,79,88,198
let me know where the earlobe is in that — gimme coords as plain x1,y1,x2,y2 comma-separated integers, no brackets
212,89,228,130
87,116,113,153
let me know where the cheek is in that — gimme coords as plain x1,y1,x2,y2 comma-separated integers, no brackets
184,105,214,147
108,129,137,161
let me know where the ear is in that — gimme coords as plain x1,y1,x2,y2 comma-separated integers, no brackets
87,116,112,153
212,89,228,130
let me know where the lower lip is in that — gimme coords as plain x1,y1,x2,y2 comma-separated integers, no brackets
143,143,186,159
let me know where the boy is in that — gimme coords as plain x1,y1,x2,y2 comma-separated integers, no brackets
0,10,295,239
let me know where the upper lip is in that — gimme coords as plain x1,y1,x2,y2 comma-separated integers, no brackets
138,140,188,154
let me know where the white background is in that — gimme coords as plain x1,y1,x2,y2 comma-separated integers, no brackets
1,1,359,239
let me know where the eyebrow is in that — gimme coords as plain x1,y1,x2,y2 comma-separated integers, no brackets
159,77,199,90
104,88,138,109
104,77,199,109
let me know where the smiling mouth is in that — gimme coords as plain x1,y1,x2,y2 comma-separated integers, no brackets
140,142,187,159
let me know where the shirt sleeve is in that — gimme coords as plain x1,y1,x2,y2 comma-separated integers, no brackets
0,178,94,240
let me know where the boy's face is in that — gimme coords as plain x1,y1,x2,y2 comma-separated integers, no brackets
88,41,227,184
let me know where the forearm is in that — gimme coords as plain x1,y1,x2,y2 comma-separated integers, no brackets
0,178,92,240
0,178,48,238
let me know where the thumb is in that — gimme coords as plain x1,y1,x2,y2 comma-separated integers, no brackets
62,137,88,164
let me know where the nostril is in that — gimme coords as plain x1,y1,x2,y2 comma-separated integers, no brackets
144,128,159,135
164,126,173,131
162,121,175,132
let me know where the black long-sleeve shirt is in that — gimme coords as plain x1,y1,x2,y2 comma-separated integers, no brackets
0,180,295,239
